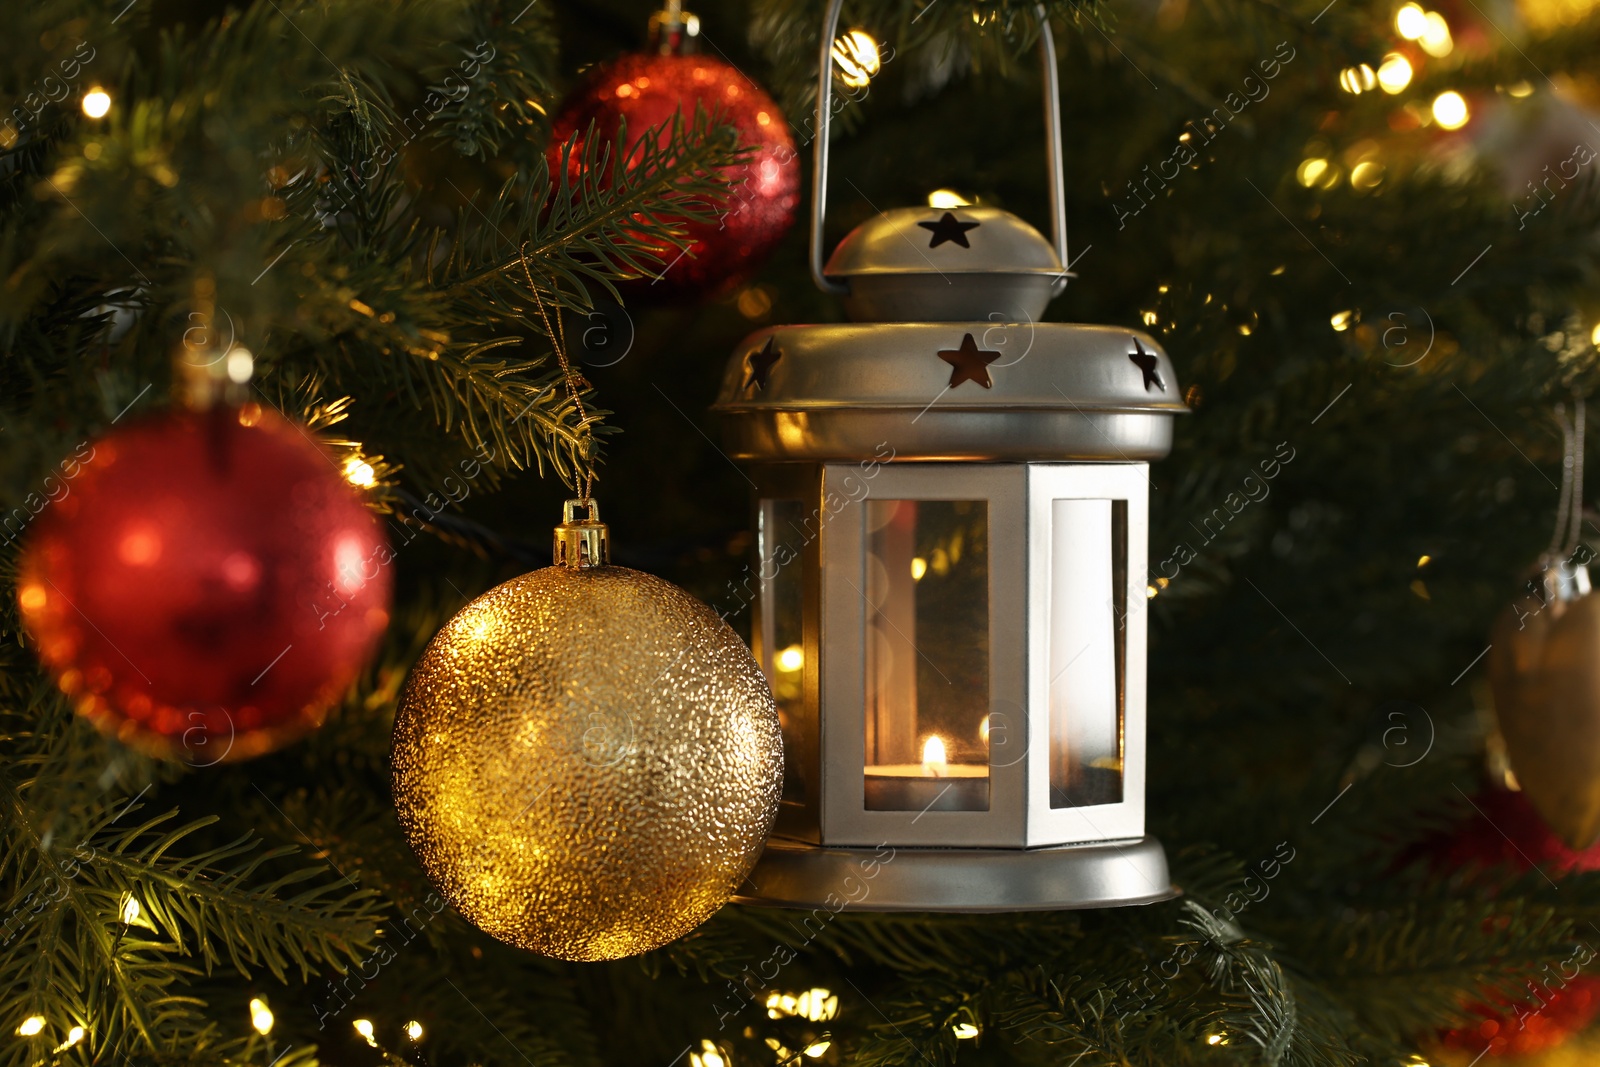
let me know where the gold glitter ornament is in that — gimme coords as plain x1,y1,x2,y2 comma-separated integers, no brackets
391,500,783,962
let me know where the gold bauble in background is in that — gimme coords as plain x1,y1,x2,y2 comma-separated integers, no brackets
391,564,783,962
1490,572,1600,850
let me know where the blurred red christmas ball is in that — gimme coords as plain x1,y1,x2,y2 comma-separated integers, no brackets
1432,786,1600,876
1432,787,1600,1057
1439,985,1600,1060
16,403,392,763
548,52,800,299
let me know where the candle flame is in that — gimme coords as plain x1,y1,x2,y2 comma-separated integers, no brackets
922,735,947,774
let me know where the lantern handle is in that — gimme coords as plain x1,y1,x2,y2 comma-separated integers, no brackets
809,1,1070,296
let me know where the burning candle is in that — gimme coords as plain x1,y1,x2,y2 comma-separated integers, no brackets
864,734,988,811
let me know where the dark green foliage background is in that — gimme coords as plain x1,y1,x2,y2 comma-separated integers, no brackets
2,0,1599,1064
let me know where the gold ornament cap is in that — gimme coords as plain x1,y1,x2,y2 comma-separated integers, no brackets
648,0,700,54
553,499,610,568
175,274,254,410
1538,557,1592,615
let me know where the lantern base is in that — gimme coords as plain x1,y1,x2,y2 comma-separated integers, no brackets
733,836,1178,913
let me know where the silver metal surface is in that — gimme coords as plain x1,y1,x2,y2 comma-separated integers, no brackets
825,206,1064,279
824,207,1065,322
713,323,1185,462
811,0,846,295
839,269,1063,324
810,0,1068,298
717,323,1184,414
735,836,1178,912
1024,465,1149,846
1039,8,1068,280
722,409,1175,463
751,467,826,844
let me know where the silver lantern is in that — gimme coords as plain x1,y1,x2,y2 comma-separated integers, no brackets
712,0,1186,911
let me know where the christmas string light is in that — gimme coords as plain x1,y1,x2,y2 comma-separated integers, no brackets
1338,64,1376,94
53,1026,86,1053
831,29,881,88
342,455,377,488
765,988,838,1021
1396,2,1428,36
761,1034,833,1061
246,998,273,1036
1377,53,1412,93
1297,157,1334,188
1432,90,1469,129
225,346,253,383
1418,11,1453,55
689,1039,727,1067
736,285,775,319
1350,160,1385,192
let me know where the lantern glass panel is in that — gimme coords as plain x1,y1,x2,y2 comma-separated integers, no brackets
1047,498,1127,808
863,499,990,812
759,498,810,804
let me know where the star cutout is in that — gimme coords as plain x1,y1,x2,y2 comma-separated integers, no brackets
938,333,1001,389
917,211,980,249
744,337,782,392
1129,338,1165,392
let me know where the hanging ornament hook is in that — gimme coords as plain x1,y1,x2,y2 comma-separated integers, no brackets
175,272,253,409
649,0,701,54
517,245,611,562
1548,393,1588,560
553,498,611,568
517,245,597,497
1568,392,1586,557
1547,400,1575,561
1541,392,1591,607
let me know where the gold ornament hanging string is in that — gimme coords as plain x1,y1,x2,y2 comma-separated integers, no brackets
518,243,595,501
518,244,611,568
1548,392,1587,563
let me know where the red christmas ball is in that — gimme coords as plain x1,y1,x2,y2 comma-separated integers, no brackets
16,403,392,763
548,52,801,299
1432,786,1600,876
1431,787,1600,1057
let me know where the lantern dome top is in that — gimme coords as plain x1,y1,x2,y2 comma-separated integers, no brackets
712,322,1186,463
824,206,1068,323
